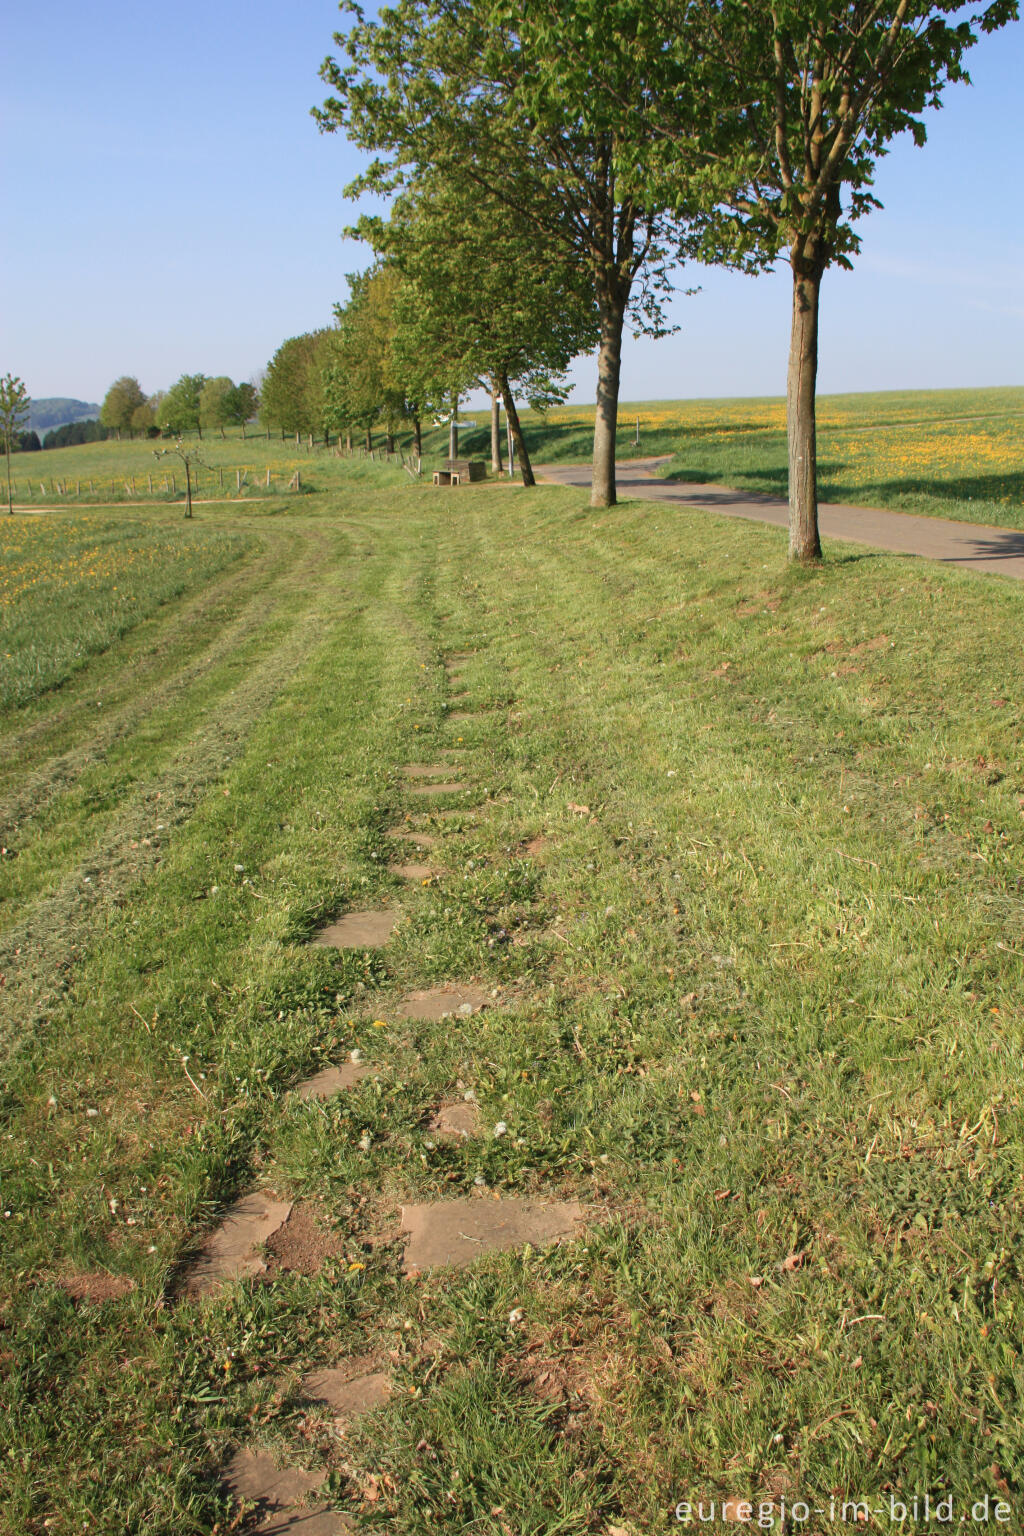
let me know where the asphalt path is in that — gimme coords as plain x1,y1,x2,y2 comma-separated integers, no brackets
536,457,1024,582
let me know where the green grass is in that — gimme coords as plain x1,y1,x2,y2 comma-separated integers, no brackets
1,472,1023,1533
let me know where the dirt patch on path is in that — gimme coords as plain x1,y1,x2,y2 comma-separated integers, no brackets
264,1204,346,1276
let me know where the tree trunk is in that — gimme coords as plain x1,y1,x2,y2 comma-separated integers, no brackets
413,415,422,458
365,425,373,452
386,430,395,453
449,393,458,461
6,444,12,514
497,373,534,487
591,290,626,508
787,244,824,562
346,430,353,452
184,464,193,519
490,381,503,475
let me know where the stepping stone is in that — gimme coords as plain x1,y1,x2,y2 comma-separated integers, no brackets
400,1196,586,1275
523,835,549,857
390,827,438,849
294,1062,369,1101
302,1360,391,1424
183,1192,293,1296
407,782,466,797
223,1449,351,1534
313,910,397,948
389,862,436,881
429,1101,482,1140
445,712,477,724
403,763,454,779
396,984,490,1021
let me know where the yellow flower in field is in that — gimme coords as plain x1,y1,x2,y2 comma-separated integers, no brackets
371,1019,388,1028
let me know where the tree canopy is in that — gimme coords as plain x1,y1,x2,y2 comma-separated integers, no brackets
100,376,147,439
159,374,207,437
260,334,332,437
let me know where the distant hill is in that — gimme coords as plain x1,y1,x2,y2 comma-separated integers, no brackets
29,397,100,434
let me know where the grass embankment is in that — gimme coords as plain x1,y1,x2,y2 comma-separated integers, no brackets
2,477,1023,1533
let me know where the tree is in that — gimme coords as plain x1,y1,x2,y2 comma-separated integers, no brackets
597,0,1019,558
159,374,207,437
0,373,30,515
358,174,599,484
229,381,259,430
130,398,158,437
199,376,237,438
154,437,208,519
100,376,146,440
260,334,331,436
317,0,692,507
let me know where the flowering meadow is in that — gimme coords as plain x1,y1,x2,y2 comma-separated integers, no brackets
0,514,249,711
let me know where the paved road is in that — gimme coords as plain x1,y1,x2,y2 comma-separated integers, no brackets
536,457,1024,582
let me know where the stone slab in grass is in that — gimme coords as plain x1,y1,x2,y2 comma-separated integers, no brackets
403,763,454,779
396,984,490,1021
294,1062,369,1101
429,1100,482,1140
391,828,438,849
183,1193,293,1296
302,1361,391,1421
400,1196,586,1274
314,910,397,948
223,1449,351,1534
407,781,466,797
389,862,436,881
445,712,479,724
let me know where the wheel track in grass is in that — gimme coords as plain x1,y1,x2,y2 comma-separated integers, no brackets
0,520,351,1062
0,525,310,838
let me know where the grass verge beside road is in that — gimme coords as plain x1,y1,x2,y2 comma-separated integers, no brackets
1,479,1022,1533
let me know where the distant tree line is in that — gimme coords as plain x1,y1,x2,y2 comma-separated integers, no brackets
96,373,260,442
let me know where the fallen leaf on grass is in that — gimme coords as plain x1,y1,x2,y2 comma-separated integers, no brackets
567,802,590,816
781,1251,805,1273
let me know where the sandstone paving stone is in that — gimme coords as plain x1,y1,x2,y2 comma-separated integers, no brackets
388,862,436,881
391,828,438,849
400,1196,586,1274
429,1101,482,1140
395,985,490,1021
222,1449,352,1534
407,781,466,797
302,1361,392,1421
183,1193,293,1296
294,1062,369,1101
313,910,397,948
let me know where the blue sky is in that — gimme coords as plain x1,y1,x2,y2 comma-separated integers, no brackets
2,0,1021,407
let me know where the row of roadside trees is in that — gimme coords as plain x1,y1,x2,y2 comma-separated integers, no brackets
257,181,599,487
305,0,1016,560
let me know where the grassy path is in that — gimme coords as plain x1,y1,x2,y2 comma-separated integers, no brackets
2,485,1023,1533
